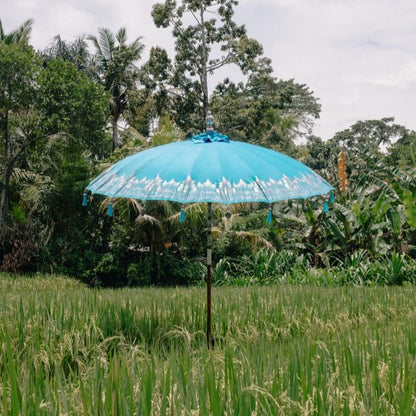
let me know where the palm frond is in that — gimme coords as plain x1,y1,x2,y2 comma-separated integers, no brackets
234,230,274,251
0,18,33,44
130,37,145,56
136,213,163,227
212,226,274,252
11,168,43,183
168,202,206,223
116,27,127,45
98,27,116,61
87,34,100,52
16,18,33,43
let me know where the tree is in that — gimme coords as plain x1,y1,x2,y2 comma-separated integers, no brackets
0,43,41,227
88,28,144,151
135,46,186,135
37,58,109,157
28,59,109,270
0,38,109,271
210,76,321,151
0,18,36,227
151,0,269,130
385,129,416,169
331,117,405,152
328,117,412,180
42,35,92,73
303,135,335,183
0,18,33,45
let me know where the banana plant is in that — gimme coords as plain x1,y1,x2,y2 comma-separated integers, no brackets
360,146,415,251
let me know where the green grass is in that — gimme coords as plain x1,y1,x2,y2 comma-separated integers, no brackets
0,273,416,415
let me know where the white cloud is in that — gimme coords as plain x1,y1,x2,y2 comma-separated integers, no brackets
1,0,416,139
235,0,416,137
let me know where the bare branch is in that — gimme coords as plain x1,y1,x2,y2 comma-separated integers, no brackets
207,53,233,72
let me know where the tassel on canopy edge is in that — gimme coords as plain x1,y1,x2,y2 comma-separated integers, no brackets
108,200,114,217
323,191,334,214
266,204,273,224
179,205,185,223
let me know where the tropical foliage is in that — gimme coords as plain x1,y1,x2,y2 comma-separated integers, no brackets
0,13,415,286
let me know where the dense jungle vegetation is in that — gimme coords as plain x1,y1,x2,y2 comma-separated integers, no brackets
0,3,415,286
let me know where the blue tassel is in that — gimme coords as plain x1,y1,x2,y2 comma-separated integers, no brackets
108,201,113,217
323,200,329,213
267,205,272,224
82,192,88,207
329,191,335,203
179,206,185,223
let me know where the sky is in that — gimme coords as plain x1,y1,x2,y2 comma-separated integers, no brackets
1,0,416,140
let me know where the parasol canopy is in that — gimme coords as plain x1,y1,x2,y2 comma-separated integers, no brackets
86,131,333,203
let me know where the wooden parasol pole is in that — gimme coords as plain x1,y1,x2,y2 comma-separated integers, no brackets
205,110,214,348
206,201,213,348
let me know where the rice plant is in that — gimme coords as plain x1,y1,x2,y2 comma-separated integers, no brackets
0,273,415,415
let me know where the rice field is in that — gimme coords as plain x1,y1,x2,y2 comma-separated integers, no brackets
0,273,416,415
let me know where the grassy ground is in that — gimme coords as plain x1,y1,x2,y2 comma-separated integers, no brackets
0,273,415,415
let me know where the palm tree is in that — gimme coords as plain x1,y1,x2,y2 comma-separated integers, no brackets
88,27,144,151
0,18,33,45
42,35,91,72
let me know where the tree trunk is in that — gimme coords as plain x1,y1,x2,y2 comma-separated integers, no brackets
199,6,209,122
0,163,12,228
111,116,118,152
0,181,8,228
0,111,10,228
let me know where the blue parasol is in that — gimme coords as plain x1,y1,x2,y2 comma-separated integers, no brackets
87,131,332,204
85,119,333,347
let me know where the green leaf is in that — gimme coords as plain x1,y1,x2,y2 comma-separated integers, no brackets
386,207,402,235
402,189,416,229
